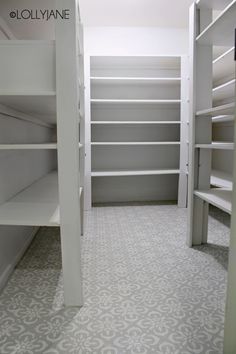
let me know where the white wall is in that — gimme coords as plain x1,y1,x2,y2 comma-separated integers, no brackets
84,26,188,56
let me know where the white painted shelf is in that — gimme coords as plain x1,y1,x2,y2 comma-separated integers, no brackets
195,142,234,150
196,102,235,117
197,0,232,10
0,171,59,226
213,47,234,84
0,143,57,150
211,169,233,189
196,0,236,45
91,169,180,177
90,77,181,85
213,79,235,101
91,121,181,125
91,99,181,105
194,188,232,214
92,142,181,146
212,115,234,123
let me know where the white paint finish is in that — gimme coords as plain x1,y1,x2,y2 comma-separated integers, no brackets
0,172,59,226
196,103,235,117
84,27,188,57
213,79,235,102
211,169,233,189
213,47,235,85
55,0,83,306
79,0,192,27
91,77,181,85
92,169,180,177
0,143,57,150
196,0,236,45
0,40,55,94
91,99,181,105
197,0,232,10
224,74,236,352
92,142,180,146
194,189,232,214
195,142,234,150
91,121,181,125
212,115,234,123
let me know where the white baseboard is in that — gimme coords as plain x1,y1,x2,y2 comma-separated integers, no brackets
0,227,40,293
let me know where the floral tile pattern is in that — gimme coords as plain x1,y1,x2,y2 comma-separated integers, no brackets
0,205,230,354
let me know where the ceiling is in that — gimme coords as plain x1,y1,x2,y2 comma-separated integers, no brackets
0,0,192,39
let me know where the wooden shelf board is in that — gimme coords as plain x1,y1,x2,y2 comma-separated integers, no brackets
92,141,181,146
196,0,236,46
212,115,234,123
91,99,181,105
213,79,235,101
0,143,57,150
197,0,232,9
91,121,181,125
213,47,234,83
194,188,232,214
92,169,180,177
195,142,234,150
196,103,235,117
90,77,181,85
211,169,233,189
0,171,60,226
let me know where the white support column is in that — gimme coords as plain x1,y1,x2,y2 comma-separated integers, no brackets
224,73,236,353
178,55,189,208
187,2,212,246
55,0,83,306
84,54,92,210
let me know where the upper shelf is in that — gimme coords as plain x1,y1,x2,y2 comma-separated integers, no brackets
194,188,232,214
90,77,181,85
92,169,180,177
92,142,180,146
195,142,234,150
196,0,236,46
0,171,59,226
197,0,232,9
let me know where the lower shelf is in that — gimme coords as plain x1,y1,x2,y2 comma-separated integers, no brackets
92,169,180,177
211,170,233,189
194,188,232,214
0,171,59,226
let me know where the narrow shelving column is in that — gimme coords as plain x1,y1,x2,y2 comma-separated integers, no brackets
55,0,83,306
188,2,212,246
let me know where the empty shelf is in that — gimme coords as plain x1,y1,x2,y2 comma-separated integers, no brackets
0,171,59,226
212,115,234,123
91,99,181,105
194,188,232,214
92,169,180,177
91,121,181,125
196,103,235,117
195,142,234,150
196,0,236,45
90,77,181,85
92,142,181,146
211,170,233,189
213,79,235,101
213,47,234,83
0,143,57,150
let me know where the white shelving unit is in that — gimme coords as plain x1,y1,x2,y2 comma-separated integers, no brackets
189,1,236,350
84,55,189,207
0,0,85,307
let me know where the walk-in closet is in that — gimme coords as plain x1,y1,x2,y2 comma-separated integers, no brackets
0,0,235,353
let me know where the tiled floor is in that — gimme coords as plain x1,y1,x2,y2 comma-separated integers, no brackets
0,205,230,354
